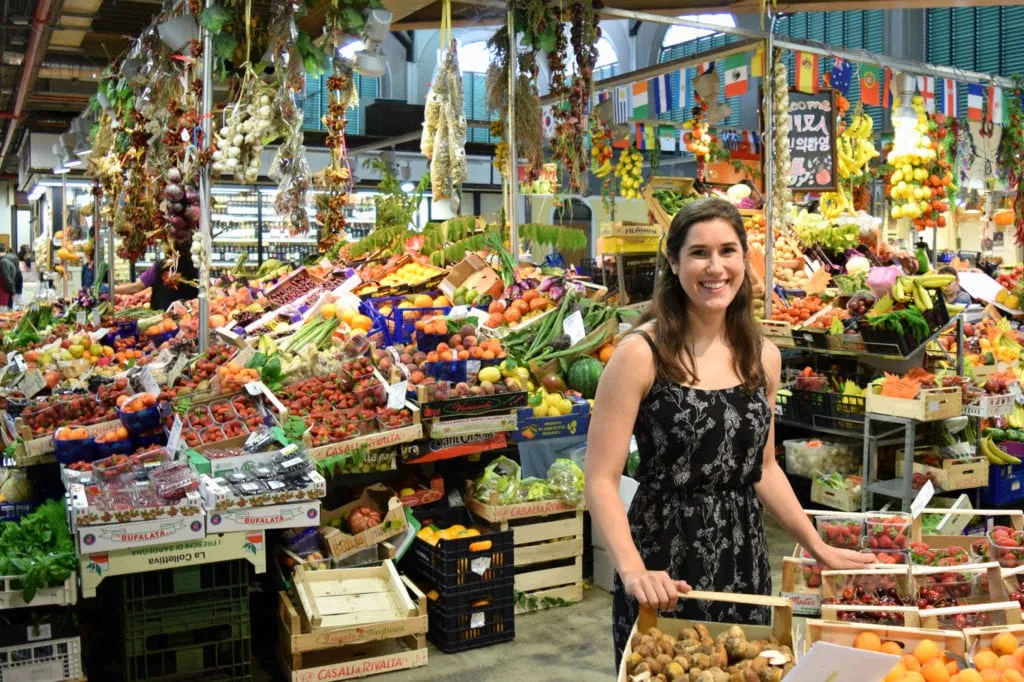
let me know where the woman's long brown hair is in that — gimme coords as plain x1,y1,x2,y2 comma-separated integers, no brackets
633,196,767,392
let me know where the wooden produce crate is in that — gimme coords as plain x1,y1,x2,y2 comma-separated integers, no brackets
758,319,796,348
810,479,861,512
865,387,963,422
618,590,794,682
278,577,428,682
805,619,966,657
912,562,1010,607
597,234,662,255
643,176,696,230
818,603,922,628
895,449,990,491
910,507,1024,544
820,566,914,603
292,560,421,630
466,483,585,614
963,623,1024,657
599,220,663,239
780,555,824,616
917,601,1022,630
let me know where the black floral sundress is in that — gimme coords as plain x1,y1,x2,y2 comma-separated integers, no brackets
611,331,773,667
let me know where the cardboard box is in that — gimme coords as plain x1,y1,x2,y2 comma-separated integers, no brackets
207,500,321,533
70,484,204,527
199,471,326,512
79,530,266,599
394,474,445,508
425,412,517,438
76,513,206,553
18,417,123,459
439,253,503,301
319,485,407,561
305,424,423,461
512,399,590,442
401,432,507,464
416,387,528,419
593,547,616,592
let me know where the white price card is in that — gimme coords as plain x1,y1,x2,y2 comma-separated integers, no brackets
165,353,189,387
166,415,183,458
15,371,46,398
137,367,160,397
470,556,492,577
448,305,469,320
9,353,26,374
470,612,486,629
1011,381,1024,405
783,642,899,682
76,311,86,327
563,310,586,346
387,381,408,409
244,381,287,415
910,479,935,519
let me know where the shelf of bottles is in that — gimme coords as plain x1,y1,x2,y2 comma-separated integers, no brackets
136,185,377,271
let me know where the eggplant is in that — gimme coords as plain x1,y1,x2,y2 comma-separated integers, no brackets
548,284,565,301
538,276,558,293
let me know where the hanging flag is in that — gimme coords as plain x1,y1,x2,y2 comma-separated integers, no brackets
541,105,555,139
860,64,881,107
644,124,657,151
723,53,749,98
830,59,853,96
940,79,957,116
631,81,649,120
795,52,818,94
751,48,765,78
883,68,894,109
634,123,647,150
988,84,1003,124
677,69,688,113
917,76,936,113
658,126,676,152
614,86,630,124
650,73,674,115
697,61,714,75
967,83,983,121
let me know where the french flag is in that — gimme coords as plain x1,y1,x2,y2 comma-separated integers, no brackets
940,79,957,117
967,83,983,122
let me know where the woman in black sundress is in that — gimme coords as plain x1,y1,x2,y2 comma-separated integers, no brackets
584,198,875,668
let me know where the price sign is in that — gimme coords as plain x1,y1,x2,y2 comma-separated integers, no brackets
387,381,408,409
910,480,936,519
787,88,838,192
136,367,160,397
15,371,46,398
9,353,26,374
165,353,189,387
244,381,287,415
1010,381,1024,405
563,310,586,346
166,415,183,459
76,311,87,327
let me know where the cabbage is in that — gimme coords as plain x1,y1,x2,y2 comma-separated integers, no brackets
866,265,902,298
474,456,521,504
845,255,871,277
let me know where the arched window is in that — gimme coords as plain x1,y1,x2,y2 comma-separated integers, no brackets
457,40,495,143
594,37,619,81
302,41,380,135
659,14,740,128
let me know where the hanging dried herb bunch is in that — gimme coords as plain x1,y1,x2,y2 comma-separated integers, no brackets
486,25,545,181
997,76,1024,245
312,58,355,252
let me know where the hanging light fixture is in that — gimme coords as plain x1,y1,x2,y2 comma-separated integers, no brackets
353,9,392,78
59,132,82,168
71,117,92,158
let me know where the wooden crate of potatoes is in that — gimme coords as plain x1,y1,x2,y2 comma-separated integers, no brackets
278,561,428,681
466,483,584,614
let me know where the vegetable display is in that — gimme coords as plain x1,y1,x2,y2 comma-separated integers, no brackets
0,501,76,602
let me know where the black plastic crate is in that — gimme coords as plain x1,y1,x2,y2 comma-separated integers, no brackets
404,508,514,590
0,607,77,647
423,575,515,612
792,328,830,349
922,289,950,330
790,389,831,425
115,561,251,617
122,614,251,682
426,599,515,653
830,392,866,422
859,321,919,356
122,593,250,635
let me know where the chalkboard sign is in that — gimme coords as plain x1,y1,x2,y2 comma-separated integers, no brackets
787,88,838,192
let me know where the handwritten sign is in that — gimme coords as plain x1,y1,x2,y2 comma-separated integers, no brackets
166,415,183,458
563,311,585,346
387,381,408,409
787,89,838,192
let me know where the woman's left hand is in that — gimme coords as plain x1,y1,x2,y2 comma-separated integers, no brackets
814,543,877,569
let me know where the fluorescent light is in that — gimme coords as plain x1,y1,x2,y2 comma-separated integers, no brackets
39,179,91,188
63,156,82,169
400,181,415,192
53,165,71,175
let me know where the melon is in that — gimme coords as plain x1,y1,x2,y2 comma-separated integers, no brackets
567,357,603,399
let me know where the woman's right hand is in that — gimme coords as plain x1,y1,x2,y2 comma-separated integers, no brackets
622,569,691,611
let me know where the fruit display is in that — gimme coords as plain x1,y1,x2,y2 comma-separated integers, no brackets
822,583,914,625
818,517,864,549
865,514,911,552
653,189,697,217
614,146,644,200
909,543,971,567
622,623,795,681
770,295,826,324
265,269,321,308
990,527,1024,569
22,395,117,437
377,262,445,289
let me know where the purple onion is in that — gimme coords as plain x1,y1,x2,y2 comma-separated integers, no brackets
169,201,185,214
185,205,201,224
166,167,182,184
164,183,184,202
185,187,199,205
168,214,186,231
538,276,558,293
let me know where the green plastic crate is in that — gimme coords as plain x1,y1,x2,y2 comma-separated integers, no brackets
122,616,251,682
122,595,250,636
115,561,251,617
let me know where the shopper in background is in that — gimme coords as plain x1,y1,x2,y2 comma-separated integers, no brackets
16,245,31,273
585,198,875,668
114,240,198,310
0,244,23,310
939,266,972,306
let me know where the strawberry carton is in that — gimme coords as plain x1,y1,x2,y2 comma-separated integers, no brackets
864,513,911,551
816,515,864,550
909,542,971,566
988,526,1024,569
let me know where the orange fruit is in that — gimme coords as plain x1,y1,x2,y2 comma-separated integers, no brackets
976,651,1000,671
904,656,924,672
906,673,927,682
957,671,982,682
994,634,1020,657
922,659,951,682
948,661,960,675
916,640,944,666
598,343,615,363
1003,671,1024,682
413,294,434,308
979,670,1001,682
882,642,905,656
997,656,1023,673
351,314,373,331
885,663,908,682
855,632,883,652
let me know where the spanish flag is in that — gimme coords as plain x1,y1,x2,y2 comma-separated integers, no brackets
751,47,765,78
795,52,818,94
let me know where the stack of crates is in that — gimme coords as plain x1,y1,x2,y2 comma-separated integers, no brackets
403,507,516,653
102,560,252,681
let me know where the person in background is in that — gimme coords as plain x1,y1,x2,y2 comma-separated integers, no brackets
114,241,198,310
16,245,31,273
939,266,972,306
0,245,22,310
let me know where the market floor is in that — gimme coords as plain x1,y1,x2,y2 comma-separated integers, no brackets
254,514,792,681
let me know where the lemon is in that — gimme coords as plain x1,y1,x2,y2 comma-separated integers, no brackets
533,404,549,418
558,398,573,415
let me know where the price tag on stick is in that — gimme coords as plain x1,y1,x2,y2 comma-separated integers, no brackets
563,311,585,346
387,381,408,409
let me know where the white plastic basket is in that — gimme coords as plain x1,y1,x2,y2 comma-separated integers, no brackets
0,574,76,610
963,393,1015,418
0,636,82,682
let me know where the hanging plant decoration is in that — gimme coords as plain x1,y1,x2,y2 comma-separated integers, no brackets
589,113,614,213
997,77,1024,245
421,37,467,202
770,49,793,228
313,58,355,252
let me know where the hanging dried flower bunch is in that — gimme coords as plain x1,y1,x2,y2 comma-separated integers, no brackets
313,58,355,252
997,77,1024,245
421,39,467,201
771,49,793,227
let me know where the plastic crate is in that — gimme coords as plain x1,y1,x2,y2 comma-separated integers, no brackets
982,462,1024,505
122,611,250,659
426,598,515,653
122,627,251,682
427,575,515,612
791,389,831,425
114,561,251,623
405,509,514,591
0,504,33,523
122,593,250,635
0,636,83,682
0,608,78,648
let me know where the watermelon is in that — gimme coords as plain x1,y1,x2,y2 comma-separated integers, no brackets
567,357,603,399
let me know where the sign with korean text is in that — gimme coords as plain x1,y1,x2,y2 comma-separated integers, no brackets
787,88,838,192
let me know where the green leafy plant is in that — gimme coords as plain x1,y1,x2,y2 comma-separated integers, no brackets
513,589,574,612
0,501,77,603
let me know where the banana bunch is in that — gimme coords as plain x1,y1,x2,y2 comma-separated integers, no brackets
892,274,957,310
593,157,613,178
819,189,851,220
837,112,879,180
614,146,645,200
1007,404,1024,429
981,437,1022,465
